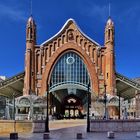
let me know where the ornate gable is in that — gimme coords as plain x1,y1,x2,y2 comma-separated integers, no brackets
41,18,100,47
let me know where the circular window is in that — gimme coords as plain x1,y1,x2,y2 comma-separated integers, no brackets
66,56,75,64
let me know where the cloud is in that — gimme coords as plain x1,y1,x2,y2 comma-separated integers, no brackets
79,2,108,22
117,6,139,22
0,3,26,22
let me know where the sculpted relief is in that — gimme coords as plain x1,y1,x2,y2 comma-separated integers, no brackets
67,29,74,41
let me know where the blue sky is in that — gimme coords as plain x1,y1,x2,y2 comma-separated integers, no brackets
0,0,140,78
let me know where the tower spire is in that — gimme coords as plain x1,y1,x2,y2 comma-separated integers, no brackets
24,1,36,95
104,5,115,95
109,2,111,17
30,0,33,16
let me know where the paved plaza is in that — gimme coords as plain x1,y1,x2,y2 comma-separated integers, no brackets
0,120,140,140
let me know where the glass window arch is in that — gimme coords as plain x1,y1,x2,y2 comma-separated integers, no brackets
50,52,90,89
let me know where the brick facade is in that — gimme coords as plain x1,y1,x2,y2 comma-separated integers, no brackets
23,17,116,100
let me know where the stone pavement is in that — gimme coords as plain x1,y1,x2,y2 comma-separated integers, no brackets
0,120,140,140
1,126,140,140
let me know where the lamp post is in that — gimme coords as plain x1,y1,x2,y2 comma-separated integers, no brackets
104,83,107,120
13,93,16,132
45,84,49,132
118,92,121,119
87,81,90,132
10,93,18,139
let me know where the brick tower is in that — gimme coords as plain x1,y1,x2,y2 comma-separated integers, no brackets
104,17,117,118
104,17,116,95
23,16,36,95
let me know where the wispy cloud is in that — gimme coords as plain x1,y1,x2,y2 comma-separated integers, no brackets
114,5,140,31
79,2,108,22
117,6,140,23
0,3,26,22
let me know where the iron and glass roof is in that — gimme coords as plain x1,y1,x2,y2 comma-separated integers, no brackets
0,72,140,100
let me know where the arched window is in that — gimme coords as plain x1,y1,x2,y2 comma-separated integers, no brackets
50,52,90,89
108,29,111,40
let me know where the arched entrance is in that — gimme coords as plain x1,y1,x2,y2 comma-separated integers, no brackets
41,42,99,96
63,94,83,119
48,51,91,120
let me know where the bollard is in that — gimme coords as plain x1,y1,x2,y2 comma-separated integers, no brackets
10,132,18,139
77,133,82,139
107,131,115,139
136,131,140,137
43,133,50,139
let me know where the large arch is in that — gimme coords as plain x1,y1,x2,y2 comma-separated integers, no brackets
41,42,99,96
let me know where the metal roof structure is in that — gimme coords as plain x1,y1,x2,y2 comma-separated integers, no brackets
0,72,140,100
0,72,24,98
116,73,140,99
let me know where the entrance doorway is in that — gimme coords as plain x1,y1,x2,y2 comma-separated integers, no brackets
63,94,83,119
49,89,88,120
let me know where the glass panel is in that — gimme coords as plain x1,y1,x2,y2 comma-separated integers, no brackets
50,52,90,89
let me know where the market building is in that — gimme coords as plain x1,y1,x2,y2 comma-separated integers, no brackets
0,16,140,120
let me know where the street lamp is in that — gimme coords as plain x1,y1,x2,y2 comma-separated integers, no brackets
104,83,107,120
10,93,18,139
13,93,16,132
45,84,49,132
87,81,90,132
118,92,121,119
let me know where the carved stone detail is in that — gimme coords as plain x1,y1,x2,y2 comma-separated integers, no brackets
67,30,74,41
